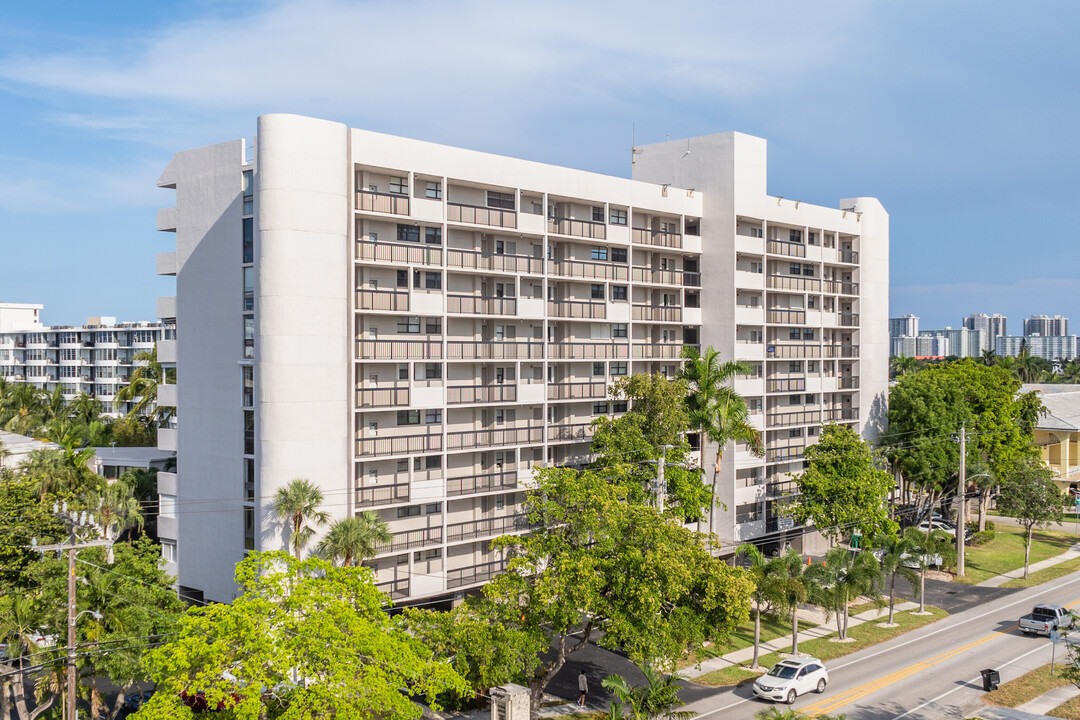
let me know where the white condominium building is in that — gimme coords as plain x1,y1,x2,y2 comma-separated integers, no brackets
889,315,919,342
0,304,169,416
155,114,888,603
917,327,984,359
996,335,1080,362
1024,315,1069,337
963,313,1007,352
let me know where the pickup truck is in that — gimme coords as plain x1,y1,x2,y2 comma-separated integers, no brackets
1019,605,1074,636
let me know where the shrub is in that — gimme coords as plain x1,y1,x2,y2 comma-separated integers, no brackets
969,530,995,546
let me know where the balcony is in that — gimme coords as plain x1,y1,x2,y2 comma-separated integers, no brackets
447,470,518,497
548,342,628,359
547,300,606,319
374,526,442,555
357,289,409,312
766,240,806,258
547,422,595,443
357,190,410,216
448,247,542,274
632,304,682,322
766,444,805,463
374,578,410,601
549,259,628,281
447,295,517,315
447,558,508,589
824,407,859,422
839,313,859,327
765,378,806,393
356,431,442,458
357,482,410,507
767,410,820,427
838,250,859,264
357,239,442,266
447,341,542,360
447,425,543,451
632,343,684,359
766,344,821,359
824,280,860,295
823,345,859,359
447,383,517,405
632,228,682,248
356,387,410,409
547,381,606,401
356,339,442,360
447,513,530,543
766,310,806,325
447,202,517,229
766,275,821,292
838,375,859,389
549,217,606,239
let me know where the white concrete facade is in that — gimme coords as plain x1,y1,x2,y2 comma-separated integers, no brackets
157,115,888,602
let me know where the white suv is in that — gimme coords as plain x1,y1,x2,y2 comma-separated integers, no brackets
752,657,829,704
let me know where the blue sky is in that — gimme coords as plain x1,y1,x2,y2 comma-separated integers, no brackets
1,1,1078,331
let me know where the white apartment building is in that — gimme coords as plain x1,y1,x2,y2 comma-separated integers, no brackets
918,327,984,358
963,313,1007,352
996,335,1080,362
155,114,888,603
892,334,948,358
0,306,169,416
1024,315,1069,337
889,314,918,342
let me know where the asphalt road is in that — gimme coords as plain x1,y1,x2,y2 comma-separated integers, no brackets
677,568,1080,719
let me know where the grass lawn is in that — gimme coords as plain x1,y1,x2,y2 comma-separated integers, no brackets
693,607,947,687
953,525,1078,585
678,614,818,669
1051,694,1080,720
1002,555,1080,589
983,663,1073,708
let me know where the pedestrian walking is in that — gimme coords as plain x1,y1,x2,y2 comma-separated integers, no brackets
578,670,588,707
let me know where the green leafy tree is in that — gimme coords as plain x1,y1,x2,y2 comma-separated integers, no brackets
0,594,58,720
112,415,156,447
0,438,11,470
997,462,1067,578
806,547,883,639
793,424,897,544
735,543,788,669
876,532,921,624
0,476,65,594
601,663,694,720
137,552,466,720
754,708,847,720
906,527,956,613
317,512,391,566
273,477,331,559
774,549,809,654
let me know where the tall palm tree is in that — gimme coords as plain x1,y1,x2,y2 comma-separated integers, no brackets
703,393,762,535
806,547,883,640
736,543,786,669
876,534,920,624
94,481,145,541
775,548,809,654
273,477,330,559
115,345,167,418
981,349,997,367
601,663,693,720
906,526,956,613
19,447,68,500
890,355,919,378
318,512,391,566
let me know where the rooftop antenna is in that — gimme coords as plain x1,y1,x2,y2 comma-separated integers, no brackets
630,124,644,166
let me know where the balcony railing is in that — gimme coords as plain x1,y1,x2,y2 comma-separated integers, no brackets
357,431,442,457
374,526,442,555
766,310,806,325
766,378,806,393
838,375,859,389
549,259,627,281
447,513,530,543
766,444,806,463
632,305,682,322
447,383,517,405
357,190,410,216
357,289,410,311
547,422,595,443
447,295,517,315
839,313,859,327
356,387,409,408
824,407,859,422
447,341,542,360
447,470,518,497
547,342,629,360
767,240,807,258
447,202,517,228
374,577,410,600
632,343,683,359
357,481,410,507
448,248,542,274
767,410,820,427
547,300,606,319
549,217,606,239
547,381,606,401
823,344,859,358
838,249,859,263
632,228,682,248
766,275,821,292
356,339,442,360
447,558,509,589
447,425,543,451
824,280,860,295
766,344,821,359
357,239,442,266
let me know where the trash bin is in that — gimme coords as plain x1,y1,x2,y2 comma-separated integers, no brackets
980,669,1000,691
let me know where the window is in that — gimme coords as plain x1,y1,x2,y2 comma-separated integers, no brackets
593,362,605,376
398,316,421,334
610,208,627,225
807,361,817,372
808,296,817,309
397,459,409,473
612,247,627,263
425,227,442,245
789,328,801,340
789,361,801,373
242,170,253,214
390,176,407,195
789,229,803,243
397,224,420,243
243,218,253,263
612,323,628,338
244,410,254,455
161,541,177,563
611,286,627,301
159,494,177,518
802,328,815,340
425,502,441,515
593,402,609,414
591,284,605,300
397,505,422,518
426,455,442,469
398,364,408,380
610,362,627,376
414,271,441,289
415,548,441,561
802,264,815,277
487,191,515,210
397,270,408,288
808,231,817,245
495,240,505,254
591,247,608,261
750,227,763,238
415,363,442,380
397,410,420,425
243,267,254,311
789,428,803,438
242,365,254,408
425,318,442,334
735,503,759,524
613,400,628,413
789,262,802,276
592,206,604,222
789,395,802,406
425,181,442,199
805,394,816,404
495,409,505,425
425,409,442,424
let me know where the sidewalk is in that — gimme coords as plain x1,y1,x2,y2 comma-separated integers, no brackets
680,601,920,679
977,541,1080,588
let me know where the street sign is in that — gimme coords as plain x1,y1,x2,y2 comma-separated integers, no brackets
1051,630,1060,644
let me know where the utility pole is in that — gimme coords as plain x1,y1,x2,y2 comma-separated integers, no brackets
958,423,967,577
656,451,666,514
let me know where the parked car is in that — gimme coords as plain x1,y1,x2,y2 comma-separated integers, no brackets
916,520,973,540
752,657,829,704
1019,605,1074,636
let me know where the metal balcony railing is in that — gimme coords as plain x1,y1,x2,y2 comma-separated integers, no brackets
630,267,691,285
357,289,410,312
631,343,683,359
357,482,410,507
447,384,517,405
548,259,628,281
631,228,682,248
374,577,410,600
547,381,606,401
839,249,859,263
766,378,806,393
632,305,682,322
447,295,517,315
357,190,410,216
547,342,629,360
356,339,442,360
357,239,441,265
356,387,409,409
767,410,821,427
374,526,442,555
447,202,517,229
447,425,543,451
446,470,518,497
766,444,806,463
446,558,509,589
823,407,859,422
447,513,530,543
356,431,442,458
549,217,606,239
839,313,859,327
766,275,821,292
766,309,806,325
446,341,542,360
823,344,859,358
766,344,821,359
448,248,542,274
547,300,606,319
838,375,859,389
547,422,595,443
767,239,806,258
823,280,860,295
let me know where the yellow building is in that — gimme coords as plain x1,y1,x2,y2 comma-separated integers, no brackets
1025,384,1080,494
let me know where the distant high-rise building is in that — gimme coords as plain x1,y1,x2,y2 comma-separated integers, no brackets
1024,315,1068,337
963,313,1007,353
892,334,948,358
996,335,1080,361
889,315,918,343
919,326,983,358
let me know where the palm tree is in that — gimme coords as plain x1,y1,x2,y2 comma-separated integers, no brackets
273,477,331,559
115,345,168,418
0,594,58,720
0,439,9,470
876,534,921,624
905,526,956,613
601,663,694,720
775,548,809,654
318,512,391,566
736,543,786,669
94,481,145,541
67,392,103,425
890,355,919,378
806,547,883,640
19,447,68,500
981,349,997,367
